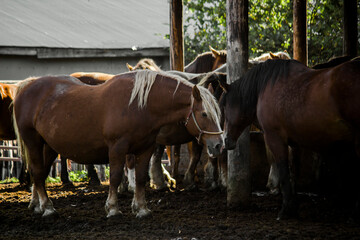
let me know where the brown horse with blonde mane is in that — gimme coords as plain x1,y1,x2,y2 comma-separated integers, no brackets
13,70,224,219
219,59,360,220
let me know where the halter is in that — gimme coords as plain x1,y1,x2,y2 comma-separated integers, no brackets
184,96,224,143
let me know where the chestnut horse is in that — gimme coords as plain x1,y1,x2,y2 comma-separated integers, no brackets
219,59,360,220
127,56,227,189
13,71,223,218
184,46,227,73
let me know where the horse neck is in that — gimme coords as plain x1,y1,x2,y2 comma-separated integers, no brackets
150,79,192,125
185,54,215,73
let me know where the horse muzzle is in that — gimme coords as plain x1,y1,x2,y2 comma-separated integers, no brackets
206,139,224,157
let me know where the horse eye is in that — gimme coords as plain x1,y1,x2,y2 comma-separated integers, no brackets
202,112,208,117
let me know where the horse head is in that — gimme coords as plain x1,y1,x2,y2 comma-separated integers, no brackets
126,58,161,72
209,46,227,71
184,85,224,157
218,80,254,150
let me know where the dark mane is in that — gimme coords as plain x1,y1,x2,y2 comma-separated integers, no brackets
312,55,353,69
225,59,302,117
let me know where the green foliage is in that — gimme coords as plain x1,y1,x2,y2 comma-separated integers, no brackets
183,0,353,66
46,176,61,183
105,166,110,180
69,170,89,182
184,0,227,64
0,177,19,184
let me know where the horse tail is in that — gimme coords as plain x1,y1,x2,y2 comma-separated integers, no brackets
12,77,38,179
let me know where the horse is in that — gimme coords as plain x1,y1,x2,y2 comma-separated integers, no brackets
0,83,17,140
219,59,360,220
184,46,227,73
13,70,224,218
312,55,353,69
126,58,162,72
266,55,358,195
0,83,25,183
126,57,228,189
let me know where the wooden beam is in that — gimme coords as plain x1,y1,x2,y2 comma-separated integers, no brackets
226,0,250,207
343,0,358,57
293,0,307,65
169,0,184,71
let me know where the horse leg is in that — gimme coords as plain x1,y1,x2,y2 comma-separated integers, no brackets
87,164,101,186
166,145,172,162
132,146,154,218
27,141,57,218
171,145,181,180
149,144,167,190
38,144,59,218
60,156,73,186
204,156,218,190
264,132,297,220
183,140,202,187
217,151,227,189
105,142,127,218
126,154,136,193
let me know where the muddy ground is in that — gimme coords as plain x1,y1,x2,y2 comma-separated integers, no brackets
1,180,360,240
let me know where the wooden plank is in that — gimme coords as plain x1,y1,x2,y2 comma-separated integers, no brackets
293,0,308,65
226,0,251,207
0,146,19,150
169,0,184,71
0,157,21,162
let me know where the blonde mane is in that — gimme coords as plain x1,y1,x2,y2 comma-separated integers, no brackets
251,51,291,62
128,70,221,123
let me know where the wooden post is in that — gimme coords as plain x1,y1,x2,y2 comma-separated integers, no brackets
343,0,358,57
226,0,250,207
170,0,184,71
293,0,307,65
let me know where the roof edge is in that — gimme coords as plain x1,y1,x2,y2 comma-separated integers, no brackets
0,47,169,58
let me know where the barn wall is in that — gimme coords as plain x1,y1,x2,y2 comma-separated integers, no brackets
0,55,170,80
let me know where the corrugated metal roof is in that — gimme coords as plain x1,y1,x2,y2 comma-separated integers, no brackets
0,0,169,49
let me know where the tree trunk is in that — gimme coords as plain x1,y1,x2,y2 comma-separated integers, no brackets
226,0,251,208
293,0,308,65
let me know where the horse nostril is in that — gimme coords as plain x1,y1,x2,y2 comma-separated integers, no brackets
215,143,221,150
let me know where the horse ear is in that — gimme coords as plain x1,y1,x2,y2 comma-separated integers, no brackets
217,76,229,93
126,63,134,71
284,49,288,53
207,83,214,94
209,45,220,57
269,52,278,59
192,85,202,101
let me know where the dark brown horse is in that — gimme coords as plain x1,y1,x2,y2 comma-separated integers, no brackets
219,59,360,219
13,71,223,218
0,83,30,184
185,46,227,73
0,83,16,140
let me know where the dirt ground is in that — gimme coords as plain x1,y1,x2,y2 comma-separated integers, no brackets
1,180,360,240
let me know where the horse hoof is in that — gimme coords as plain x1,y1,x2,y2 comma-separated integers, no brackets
135,208,152,219
42,209,59,220
106,209,122,218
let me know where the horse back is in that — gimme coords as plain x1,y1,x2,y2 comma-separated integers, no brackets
330,60,360,126
70,72,114,85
